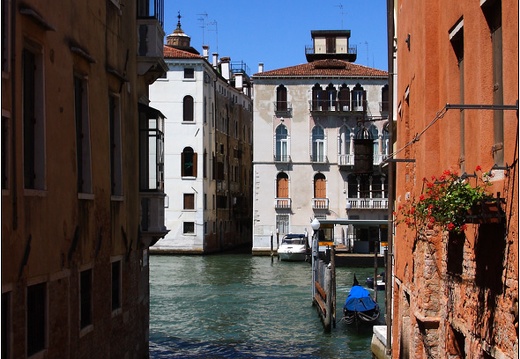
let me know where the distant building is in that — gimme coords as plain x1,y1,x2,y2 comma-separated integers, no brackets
1,0,167,357
392,0,518,357
150,17,253,253
251,29,389,254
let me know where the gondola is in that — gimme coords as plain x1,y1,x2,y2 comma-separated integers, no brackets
343,276,380,325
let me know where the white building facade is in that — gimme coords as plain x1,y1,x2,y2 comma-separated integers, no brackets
150,20,253,253
252,30,389,254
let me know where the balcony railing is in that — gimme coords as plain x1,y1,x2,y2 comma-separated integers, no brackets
310,154,328,163
338,154,386,166
275,198,292,209
274,154,291,163
309,100,366,113
312,198,329,210
273,101,292,116
346,198,388,210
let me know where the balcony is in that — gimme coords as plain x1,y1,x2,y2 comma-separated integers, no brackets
309,100,366,114
274,154,291,163
312,198,329,210
310,154,328,164
140,191,168,246
275,198,292,209
338,154,354,166
346,198,388,210
137,18,167,81
273,101,292,117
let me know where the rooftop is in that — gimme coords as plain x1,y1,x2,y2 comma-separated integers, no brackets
252,59,387,78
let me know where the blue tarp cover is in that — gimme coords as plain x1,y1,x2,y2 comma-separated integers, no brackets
344,285,377,312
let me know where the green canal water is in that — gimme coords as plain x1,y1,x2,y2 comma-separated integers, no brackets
149,253,385,358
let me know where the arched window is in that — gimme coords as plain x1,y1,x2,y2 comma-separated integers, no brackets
313,173,328,209
311,126,325,162
326,83,337,111
314,173,326,198
351,84,366,112
338,84,350,111
311,84,324,111
181,147,197,177
276,172,289,198
339,126,352,165
275,124,288,161
369,125,379,163
183,95,194,122
276,85,287,112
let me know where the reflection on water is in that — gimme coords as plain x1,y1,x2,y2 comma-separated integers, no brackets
149,254,384,358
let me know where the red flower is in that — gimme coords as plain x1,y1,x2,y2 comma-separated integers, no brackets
475,165,482,172
427,182,434,188
447,223,455,231
419,194,425,201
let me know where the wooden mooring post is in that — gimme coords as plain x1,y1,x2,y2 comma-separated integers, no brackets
311,236,336,332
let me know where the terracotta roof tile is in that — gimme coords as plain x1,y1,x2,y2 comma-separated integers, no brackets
253,59,387,78
163,46,203,59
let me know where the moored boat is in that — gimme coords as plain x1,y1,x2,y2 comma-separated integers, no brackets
277,233,308,261
343,276,380,325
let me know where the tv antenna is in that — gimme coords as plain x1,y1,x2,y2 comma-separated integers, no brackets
335,4,345,29
197,12,208,45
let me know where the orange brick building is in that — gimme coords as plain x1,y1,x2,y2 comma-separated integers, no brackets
392,0,518,357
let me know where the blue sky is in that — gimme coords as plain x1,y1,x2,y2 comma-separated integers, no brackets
164,1,389,75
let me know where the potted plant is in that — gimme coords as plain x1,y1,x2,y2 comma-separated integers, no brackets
396,166,502,233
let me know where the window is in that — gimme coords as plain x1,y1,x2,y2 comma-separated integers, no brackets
314,173,326,199
1,0,9,73
2,291,10,359
183,95,194,122
111,261,121,312
183,193,195,209
351,83,366,112
27,282,46,356
275,125,288,161
183,222,195,234
276,214,289,236
276,172,289,198
311,84,323,111
325,84,337,111
139,103,165,191
369,125,379,161
2,115,8,189
276,85,287,112
23,44,45,190
80,269,92,329
450,18,465,168
338,126,352,165
381,84,389,112
311,126,325,162
181,147,197,177
183,68,194,79
482,0,504,165
338,84,350,111
109,94,123,196
75,75,92,194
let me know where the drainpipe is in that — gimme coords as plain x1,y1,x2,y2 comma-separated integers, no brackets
386,0,395,356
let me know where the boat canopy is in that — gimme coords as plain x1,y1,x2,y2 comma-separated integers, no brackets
344,285,377,312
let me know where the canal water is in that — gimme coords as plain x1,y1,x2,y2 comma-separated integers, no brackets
149,253,385,358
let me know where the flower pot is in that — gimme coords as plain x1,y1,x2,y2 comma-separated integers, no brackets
466,200,505,224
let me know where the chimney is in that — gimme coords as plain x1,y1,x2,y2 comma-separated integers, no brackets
220,56,231,80
202,45,209,60
235,73,243,90
212,53,218,69
258,62,264,73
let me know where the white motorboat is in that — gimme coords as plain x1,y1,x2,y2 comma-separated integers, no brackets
277,234,308,261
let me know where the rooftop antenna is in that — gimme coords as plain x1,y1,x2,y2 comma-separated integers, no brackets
335,4,345,29
207,20,219,54
197,12,208,45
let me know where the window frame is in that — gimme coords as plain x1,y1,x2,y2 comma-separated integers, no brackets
183,221,195,235
183,95,194,122
183,193,195,210
26,282,47,356
22,41,46,191
74,74,93,195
